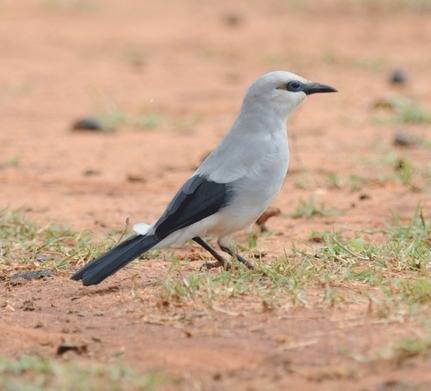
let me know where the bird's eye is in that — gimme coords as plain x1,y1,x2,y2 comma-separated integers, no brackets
286,81,303,92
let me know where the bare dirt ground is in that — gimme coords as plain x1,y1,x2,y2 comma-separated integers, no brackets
1,1,431,390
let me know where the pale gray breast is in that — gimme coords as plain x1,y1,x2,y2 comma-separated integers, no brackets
242,132,288,203
223,130,289,222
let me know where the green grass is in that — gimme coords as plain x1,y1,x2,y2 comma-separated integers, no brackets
363,151,431,191
157,207,431,311
391,97,431,124
393,334,431,362
386,153,431,191
289,197,343,219
297,171,381,192
93,102,199,133
0,209,117,270
349,174,370,192
374,97,431,125
324,171,343,189
351,330,431,367
1,207,430,313
0,355,168,391
399,279,431,304
94,104,166,132
159,255,311,307
121,49,148,69
0,156,20,170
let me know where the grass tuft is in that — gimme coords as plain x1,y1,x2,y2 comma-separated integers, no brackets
1,207,430,313
391,97,431,124
290,197,342,219
95,104,166,132
0,157,20,170
0,209,115,270
374,97,431,125
0,355,169,391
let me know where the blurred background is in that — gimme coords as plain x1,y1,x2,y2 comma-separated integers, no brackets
1,0,430,234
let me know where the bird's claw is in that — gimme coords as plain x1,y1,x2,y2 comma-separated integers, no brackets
200,260,231,271
235,256,254,270
200,256,254,271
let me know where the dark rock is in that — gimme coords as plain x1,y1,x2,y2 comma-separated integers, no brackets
56,342,88,356
71,117,104,132
126,174,146,183
83,169,101,177
21,300,36,311
393,131,419,147
389,69,408,85
221,12,242,28
359,193,371,201
213,372,222,381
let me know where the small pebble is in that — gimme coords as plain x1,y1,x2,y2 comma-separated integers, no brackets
393,130,418,147
221,12,243,28
10,269,53,282
389,69,408,85
35,254,49,263
83,169,101,177
126,174,146,183
72,117,105,132
359,193,371,201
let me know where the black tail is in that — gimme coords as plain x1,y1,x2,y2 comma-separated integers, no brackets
71,234,159,286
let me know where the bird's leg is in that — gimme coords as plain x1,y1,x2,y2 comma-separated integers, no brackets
193,237,230,270
218,239,254,270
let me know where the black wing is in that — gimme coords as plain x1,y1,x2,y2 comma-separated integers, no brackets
154,175,232,240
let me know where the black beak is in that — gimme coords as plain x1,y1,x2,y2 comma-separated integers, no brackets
303,82,337,95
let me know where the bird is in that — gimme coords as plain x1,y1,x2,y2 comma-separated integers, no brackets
72,71,337,286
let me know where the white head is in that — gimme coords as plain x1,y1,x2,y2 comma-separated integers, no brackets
242,71,337,120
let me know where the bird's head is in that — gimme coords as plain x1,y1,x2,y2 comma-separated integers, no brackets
243,71,337,119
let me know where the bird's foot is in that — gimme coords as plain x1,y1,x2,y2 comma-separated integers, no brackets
200,259,231,271
234,255,254,270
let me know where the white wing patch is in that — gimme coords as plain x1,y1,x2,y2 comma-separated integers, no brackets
133,223,151,235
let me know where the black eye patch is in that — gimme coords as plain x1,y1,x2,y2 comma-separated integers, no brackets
285,80,304,92
276,80,307,92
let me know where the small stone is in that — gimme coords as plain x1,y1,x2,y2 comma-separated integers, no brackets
389,69,408,85
83,169,101,177
221,12,242,28
371,98,394,111
56,342,88,356
126,174,146,183
213,372,222,381
71,117,104,132
21,300,36,311
35,254,49,263
10,269,53,282
393,130,419,147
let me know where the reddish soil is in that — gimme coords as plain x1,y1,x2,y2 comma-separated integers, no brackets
1,1,431,389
